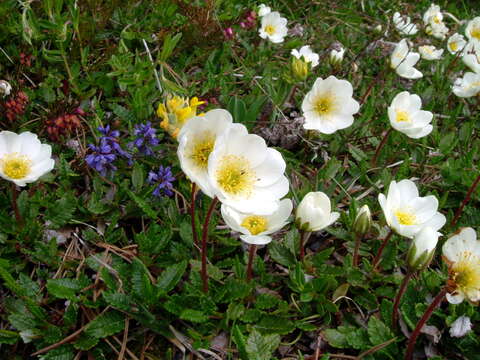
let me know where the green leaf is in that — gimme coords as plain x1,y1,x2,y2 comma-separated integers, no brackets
159,33,183,62
0,329,19,344
45,194,77,228
47,278,85,301
125,188,157,219
131,162,144,191
38,345,75,360
232,325,248,360
268,241,296,267
156,260,187,295
179,309,208,323
245,329,280,360
131,258,154,303
367,316,394,345
85,311,125,339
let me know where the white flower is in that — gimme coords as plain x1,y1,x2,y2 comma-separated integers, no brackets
406,226,440,271
447,33,467,54
291,45,319,68
388,91,433,139
296,192,340,232
423,4,442,24
177,109,235,198
330,46,345,65
390,39,423,79
442,227,480,304
449,316,473,338
207,125,289,215
419,45,443,60
259,11,288,44
465,17,480,44
0,131,54,187
378,179,446,238
393,12,418,35
221,198,293,245
426,20,449,40
0,80,12,97
258,4,271,17
462,46,480,73
301,76,360,134
452,72,480,98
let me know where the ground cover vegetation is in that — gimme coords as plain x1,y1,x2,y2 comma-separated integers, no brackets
0,0,480,359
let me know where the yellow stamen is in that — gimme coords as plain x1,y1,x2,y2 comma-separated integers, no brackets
1,153,31,179
265,25,276,36
314,94,336,117
394,210,416,225
241,215,268,235
449,42,458,52
396,110,410,122
471,27,480,41
190,134,215,169
216,155,255,197
452,252,480,293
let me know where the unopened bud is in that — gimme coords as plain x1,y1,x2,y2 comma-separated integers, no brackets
330,46,345,67
0,80,12,97
352,205,371,236
406,227,439,271
291,57,309,81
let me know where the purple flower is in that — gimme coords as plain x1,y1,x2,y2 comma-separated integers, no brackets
85,143,117,176
97,125,131,159
148,166,175,197
129,122,159,156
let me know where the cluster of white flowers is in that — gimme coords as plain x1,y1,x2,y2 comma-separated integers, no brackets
393,12,418,36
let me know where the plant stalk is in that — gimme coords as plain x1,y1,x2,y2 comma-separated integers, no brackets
404,288,447,360
392,270,414,330
371,128,392,167
190,183,198,247
352,233,363,267
372,229,394,271
246,244,257,281
299,230,311,260
11,183,22,225
451,173,480,227
201,197,218,293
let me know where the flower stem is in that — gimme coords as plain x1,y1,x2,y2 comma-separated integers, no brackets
371,128,392,167
190,183,198,247
404,288,447,360
451,173,480,227
299,230,311,260
392,270,414,331
352,233,363,267
11,183,22,225
201,197,218,293
246,244,257,281
372,229,394,271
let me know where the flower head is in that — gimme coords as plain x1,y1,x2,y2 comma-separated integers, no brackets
442,227,480,304
207,124,289,215
423,5,448,39
390,39,422,79
393,12,418,35
449,316,472,338
353,205,372,237
447,33,467,54
259,11,288,43
291,46,319,68
462,42,480,73
129,122,159,156
221,198,292,245
0,131,54,186
86,143,117,177
157,95,205,138
406,226,440,271
466,17,480,44
148,165,175,197
301,76,360,134
330,45,345,66
258,4,271,17
378,179,446,238
387,91,433,139
452,72,480,98
423,4,442,25
295,192,340,232
419,45,443,60
0,80,12,97
97,125,130,159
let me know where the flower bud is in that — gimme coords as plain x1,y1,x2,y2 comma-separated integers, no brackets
291,57,309,81
352,205,371,236
295,192,340,232
0,80,12,97
330,47,345,66
406,226,439,271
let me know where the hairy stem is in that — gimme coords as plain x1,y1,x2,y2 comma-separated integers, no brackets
371,128,392,167
201,197,218,293
451,173,480,227
299,230,311,260
392,271,414,330
372,229,394,271
404,288,447,360
11,183,22,225
352,233,363,267
190,183,198,247
246,244,257,281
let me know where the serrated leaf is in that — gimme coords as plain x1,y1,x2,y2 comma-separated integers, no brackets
245,329,280,360
179,309,208,323
268,242,296,267
367,316,394,345
125,188,157,219
156,260,187,295
85,311,125,339
46,278,84,301
45,194,77,228
232,325,248,360
0,329,19,344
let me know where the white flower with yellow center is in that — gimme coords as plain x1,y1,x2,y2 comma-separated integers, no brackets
207,125,289,215
259,11,288,44
177,109,236,198
387,91,433,139
301,76,360,134
466,17,480,44
452,72,480,98
419,45,443,60
291,46,319,68
390,39,423,79
258,4,271,17
447,33,467,55
378,179,446,238
221,198,292,245
0,131,54,187
295,192,340,232
423,5,448,40
423,4,442,24
426,20,449,40
442,227,480,304
393,12,418,36
462,43,480,74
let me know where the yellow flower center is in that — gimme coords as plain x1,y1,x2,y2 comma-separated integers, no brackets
1,153,31,179
241,215,268,235
190,134,215,169
394,209,416,225
216,155,255,197
432,16,441,24
471,27,480,41
452,252,480,293
265,25,276,36
396,110,410,122
449,41,458,52
314,94,336,117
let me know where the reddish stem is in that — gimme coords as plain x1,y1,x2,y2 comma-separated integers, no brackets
451,173,480,227
201,197,218,293
371,128,392,167
392,271,414,331
372,229,394,271
190,183,198,247
352,233,363,267
404,288,447,360
299,230,311,260
246,244,257,281
11,183,22,225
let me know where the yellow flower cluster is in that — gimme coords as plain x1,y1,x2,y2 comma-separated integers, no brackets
157,95,205,138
